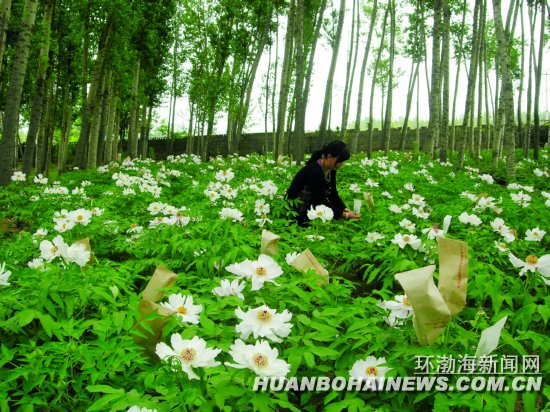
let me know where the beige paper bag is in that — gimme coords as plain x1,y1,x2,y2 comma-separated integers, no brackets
133,265,178,353
353,199,362,214
290,249,329,285
395,266,452,346
260,230,280,256
142,265,178,302
437,237,468,315
364,192,375,210
74,238,94,265
133,300,175,356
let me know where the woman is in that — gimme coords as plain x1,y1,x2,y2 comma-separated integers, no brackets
286,139,360,226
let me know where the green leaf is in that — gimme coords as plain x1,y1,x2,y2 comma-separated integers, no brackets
86,385,124,394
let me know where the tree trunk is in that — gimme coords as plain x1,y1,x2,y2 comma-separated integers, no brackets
234,12,271,152
457,0,481,170
275,0,295,158
36,65,53,175
87,69,107,169
532,3,544,161
73,17,114,169
518,1,525,157
353,0,378,153
341,0,360,140
0,0,38,186
43,75,58,175
450,0,467,155
382,0,396,155
302,0,327,124
0,0,12,81
367,5,389,158
492,0,516,178
427,0,442,157
524,6,535,158
318,0,345,144
97,70,112,165
141,105,152,158
103,87,117,164
400,61,419,151
439,0,451,162
22,0,55,176
128,58,141,158
294,0,306,162
475,0,486,160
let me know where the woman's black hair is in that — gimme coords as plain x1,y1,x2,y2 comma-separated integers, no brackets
307,139,351,164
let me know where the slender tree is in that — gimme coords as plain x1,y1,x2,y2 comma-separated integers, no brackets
319,0,345,144
0,0,39,185
492,0,516,178
352,0,378,153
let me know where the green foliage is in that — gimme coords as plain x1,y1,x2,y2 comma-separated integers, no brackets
0,149,549,410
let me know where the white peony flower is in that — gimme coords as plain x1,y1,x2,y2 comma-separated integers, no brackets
28,258,46,271
349,356,392,379
11,171,26,181
458,212,482,226
160,294,203,324
235,305,293,342
225,339,290,378
220,207,244,222
508,253,550,284
215,169,234,182
0,262,11,286
39,236,68,262
63,243,91,267
212,279,246,300
285,252,300,265
225,254,283,291
69,209,93,226
399,218,416,232
155,334,221,380
365,232,385,243
391,233,421,250
525,228,546,242
307,204,334,222
389,204,403,214
421,215,452,240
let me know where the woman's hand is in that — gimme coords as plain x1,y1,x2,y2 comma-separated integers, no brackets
342,211,361,219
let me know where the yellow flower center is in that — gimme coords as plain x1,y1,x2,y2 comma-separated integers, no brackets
51,246,58,254
403,235,411,242
253,354,268,368
77,215,83,221
255,267,267,276
499,243,507,249
526,255,538,265
366,366,379,376
316,211,323,216
177,306,187,315
508,229,516,235
257,310,272,322
130,223,137,229
180,348,196,363
402,297,411,306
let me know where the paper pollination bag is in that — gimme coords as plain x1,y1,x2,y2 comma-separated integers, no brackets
290,249,329,286
395,266,452,346
353,199,362,215
260,230,280,256
363,192,375,211
437,237,468,315
394,237,469,346
133,265,178,355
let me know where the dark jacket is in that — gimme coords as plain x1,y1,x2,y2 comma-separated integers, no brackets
286,161,347,225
